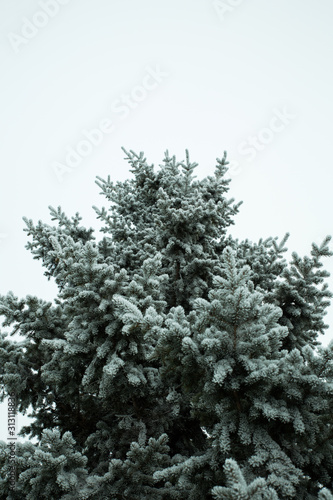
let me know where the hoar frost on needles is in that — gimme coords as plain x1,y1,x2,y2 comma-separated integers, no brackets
0,147,333,499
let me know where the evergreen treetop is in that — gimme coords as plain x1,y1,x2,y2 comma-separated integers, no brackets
0,148,333,499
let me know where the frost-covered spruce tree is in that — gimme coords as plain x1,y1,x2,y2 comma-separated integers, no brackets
0,147,333,499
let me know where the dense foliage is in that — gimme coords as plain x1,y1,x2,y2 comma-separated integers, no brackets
1,148,333,499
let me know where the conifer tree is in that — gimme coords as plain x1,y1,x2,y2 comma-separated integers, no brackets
0,148,333,499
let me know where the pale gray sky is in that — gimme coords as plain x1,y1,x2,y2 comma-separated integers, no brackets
1,0,333,441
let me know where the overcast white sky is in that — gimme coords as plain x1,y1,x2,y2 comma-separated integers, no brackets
1,0,333,442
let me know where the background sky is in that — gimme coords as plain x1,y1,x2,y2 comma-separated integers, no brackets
1,0,333,442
